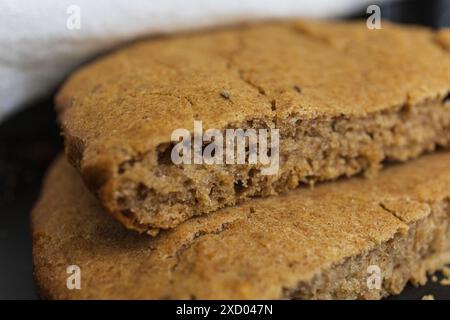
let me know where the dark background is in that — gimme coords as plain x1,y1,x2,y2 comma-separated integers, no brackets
1,0,450,300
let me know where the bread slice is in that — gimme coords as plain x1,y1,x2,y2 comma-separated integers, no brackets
32,152,450,299
56,20,450,235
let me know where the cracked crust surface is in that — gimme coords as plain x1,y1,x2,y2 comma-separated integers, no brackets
56,20,450,234
33,152,450,299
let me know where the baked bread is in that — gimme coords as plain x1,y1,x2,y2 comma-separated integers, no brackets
56,20,450,235
32,152,450,299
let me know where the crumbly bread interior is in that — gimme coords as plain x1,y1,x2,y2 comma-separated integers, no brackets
115,98,450,234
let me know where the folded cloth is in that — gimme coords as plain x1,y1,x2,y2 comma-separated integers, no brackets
0,0,377,121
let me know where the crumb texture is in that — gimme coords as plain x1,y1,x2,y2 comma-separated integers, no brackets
57,20,450,233
32,152,450,299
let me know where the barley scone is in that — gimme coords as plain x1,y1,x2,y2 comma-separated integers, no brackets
57,20,450,235
33,152,450,299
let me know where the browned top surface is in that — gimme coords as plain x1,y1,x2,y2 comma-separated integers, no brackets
57,20,450,174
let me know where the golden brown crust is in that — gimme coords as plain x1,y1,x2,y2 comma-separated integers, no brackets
32,153,450,299
57,20,450,234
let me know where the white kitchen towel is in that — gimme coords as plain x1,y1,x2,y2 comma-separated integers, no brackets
0,0,377,121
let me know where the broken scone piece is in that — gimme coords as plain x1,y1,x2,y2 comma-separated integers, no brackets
32,152,450,299
57,20,450,235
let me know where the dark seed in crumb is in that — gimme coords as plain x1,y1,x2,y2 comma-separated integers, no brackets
258,87,266,95
271,99,277,111
220,90,231,100
293,85,302,94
